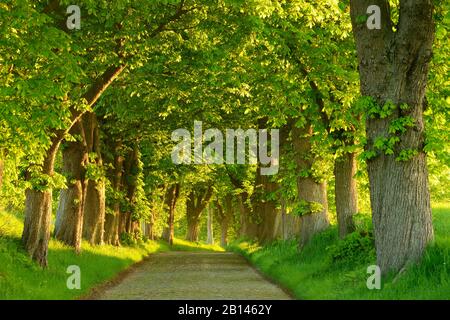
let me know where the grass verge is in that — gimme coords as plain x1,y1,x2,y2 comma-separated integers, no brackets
0,210,221,300
228,203,450,299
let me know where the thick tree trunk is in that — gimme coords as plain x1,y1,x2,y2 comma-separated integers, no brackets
54,121,88,251
104,209,120,246
162,184,180,245
82,180,105,244
22,138,61,267
21,65,125,266
206,204,214,245
253,172,279,243
350,0,435,273
334,152,358,238
82,113,105,245
186,217,201,242
292,125,329,248
185,188,213,242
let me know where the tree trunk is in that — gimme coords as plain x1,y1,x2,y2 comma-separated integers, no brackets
334,152,358,238
143,221,154,240
162,184,180,245
220,219,229,247
253,172,279,243
119,147,139,236
22,138,61,267
292,125,329,248
54,121,88,251
350,0,435,273
104,145,124,246
186,217,201,242
82,112,105,245
238,193,258,238
185,188,213,242
21,65,125,266
216,195,233,247
206,204,214,245
82,180,105,244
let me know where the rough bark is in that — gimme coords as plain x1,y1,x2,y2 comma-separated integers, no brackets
104,210,120,246
54,121,88,251
350,0,435,273
82,112,105,245
334,152,358,238
292,125,329,248
22,138,61,267
162,184,180,245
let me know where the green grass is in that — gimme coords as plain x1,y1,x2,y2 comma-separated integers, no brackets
228,203,450,300
0,210,221,300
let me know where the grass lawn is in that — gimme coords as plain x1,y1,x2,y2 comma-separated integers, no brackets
229,203,450,299
0,210,222,300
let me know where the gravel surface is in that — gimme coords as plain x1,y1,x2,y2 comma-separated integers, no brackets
97,251,292,300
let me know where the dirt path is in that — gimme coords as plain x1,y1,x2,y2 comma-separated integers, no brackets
94,251,292,300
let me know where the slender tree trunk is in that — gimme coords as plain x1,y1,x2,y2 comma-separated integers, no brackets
281,198,287,240
82,112,105,245
162,184,180,245
350,0,435,273
120,147,139,236
334,152,358,238
292,125,329,248
217,195,233,247
220,219,229,247
207,204,214,245
54,121,88,251
22,138,61,267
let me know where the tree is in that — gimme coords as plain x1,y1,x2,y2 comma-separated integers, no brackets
161,183,180,245
350,0,435,273
185,187,213,242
